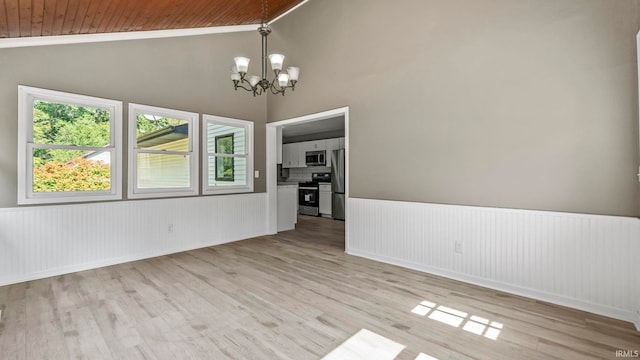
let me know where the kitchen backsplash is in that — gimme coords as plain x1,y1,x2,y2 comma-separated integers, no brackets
285,166,331,182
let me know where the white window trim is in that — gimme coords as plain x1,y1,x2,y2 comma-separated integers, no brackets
202,114,254,195
17,85,123,205
128,103,199,199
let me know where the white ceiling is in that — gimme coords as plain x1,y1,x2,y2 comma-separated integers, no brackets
281,116,345,138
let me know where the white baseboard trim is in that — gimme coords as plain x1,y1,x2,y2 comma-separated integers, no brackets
347,248,637,327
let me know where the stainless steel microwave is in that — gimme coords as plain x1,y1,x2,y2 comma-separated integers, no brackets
305,150,326,166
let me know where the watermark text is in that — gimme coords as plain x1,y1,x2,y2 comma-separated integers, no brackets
616,350,640,358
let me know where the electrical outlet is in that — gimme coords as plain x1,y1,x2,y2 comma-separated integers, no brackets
168,224,174,234
455,241,464,254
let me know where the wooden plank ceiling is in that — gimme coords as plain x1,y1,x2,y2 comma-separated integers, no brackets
0,0,304,38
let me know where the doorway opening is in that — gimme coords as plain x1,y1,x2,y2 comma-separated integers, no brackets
266,107,349,251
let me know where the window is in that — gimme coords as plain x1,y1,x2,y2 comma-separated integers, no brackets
17,86,123,205
215,134,235,182
202,115,253,195
128,104,199,199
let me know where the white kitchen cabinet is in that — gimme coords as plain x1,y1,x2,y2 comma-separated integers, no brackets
282,143,293,168
299,140,326,154
319,183,332,216
325,138,340,168
282,143,301,168
277,185,298,231
297,141,315,158
302,140,326,151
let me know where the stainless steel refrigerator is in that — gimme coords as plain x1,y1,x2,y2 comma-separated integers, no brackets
331,149,345,220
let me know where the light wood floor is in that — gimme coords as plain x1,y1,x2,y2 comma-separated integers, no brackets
0,215,638,359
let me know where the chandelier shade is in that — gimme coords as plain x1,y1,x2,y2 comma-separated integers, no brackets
233,57,250,73
278,73,290,87
286,66,300,81
268,54,285,71
248,76,261,87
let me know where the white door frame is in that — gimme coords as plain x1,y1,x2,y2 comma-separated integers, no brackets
266,107,350,247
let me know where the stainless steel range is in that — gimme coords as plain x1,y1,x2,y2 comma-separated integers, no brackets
298,181,319,216
298,173,331,216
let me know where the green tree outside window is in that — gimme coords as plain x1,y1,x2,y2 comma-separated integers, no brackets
32,101,112,192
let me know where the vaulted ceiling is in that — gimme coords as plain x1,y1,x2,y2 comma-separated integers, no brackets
0,0,304,38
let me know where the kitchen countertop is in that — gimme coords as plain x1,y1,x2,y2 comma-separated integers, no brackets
278,182,299,186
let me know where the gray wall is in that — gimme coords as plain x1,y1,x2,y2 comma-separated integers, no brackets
0,32,267,208
268,0,640,217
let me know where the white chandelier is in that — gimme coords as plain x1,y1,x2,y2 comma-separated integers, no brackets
230,1,299,96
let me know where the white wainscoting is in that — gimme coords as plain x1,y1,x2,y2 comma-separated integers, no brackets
347,198,640,329
0,193,267,286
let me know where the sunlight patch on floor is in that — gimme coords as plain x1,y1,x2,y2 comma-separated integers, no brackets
415,353,439,360
411,300,503,340
322,328,406,360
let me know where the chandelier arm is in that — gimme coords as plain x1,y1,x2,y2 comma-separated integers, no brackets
269,76,285,92
269,84,285,95
234,83,255,92
244,76,263,92
271,81,291,94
